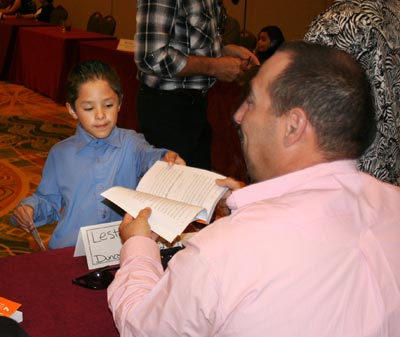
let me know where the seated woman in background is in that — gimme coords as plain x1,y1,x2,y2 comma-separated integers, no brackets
0,0,52,22
255,25,285,63
31,0,53,22
0,0,13,9
0,0,36,16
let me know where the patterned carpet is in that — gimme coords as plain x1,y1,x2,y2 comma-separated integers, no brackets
0,81,77,257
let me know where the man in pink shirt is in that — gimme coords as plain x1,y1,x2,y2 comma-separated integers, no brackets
108,41,400,337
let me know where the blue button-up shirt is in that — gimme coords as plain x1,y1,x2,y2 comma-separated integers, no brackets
19,124,167,249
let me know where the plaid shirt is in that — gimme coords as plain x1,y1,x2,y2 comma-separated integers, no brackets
134,0,222,91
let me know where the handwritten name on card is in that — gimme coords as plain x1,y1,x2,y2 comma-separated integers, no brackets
74,221,122,270
116,39,134,53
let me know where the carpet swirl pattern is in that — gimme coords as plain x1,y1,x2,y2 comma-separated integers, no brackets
0,82,76,257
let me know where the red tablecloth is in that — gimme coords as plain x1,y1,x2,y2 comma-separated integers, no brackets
9,26,116,103
0,247,119,337
79,39,139,131
0,19,52,80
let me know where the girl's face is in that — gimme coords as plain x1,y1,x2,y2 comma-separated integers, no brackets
256,32,271,53
66,79,121,139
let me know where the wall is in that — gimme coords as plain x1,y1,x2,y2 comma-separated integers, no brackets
224,0,327,41
53,0,135,39
55,0,332,41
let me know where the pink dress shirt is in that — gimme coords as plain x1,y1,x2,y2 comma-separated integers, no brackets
108,160,400,337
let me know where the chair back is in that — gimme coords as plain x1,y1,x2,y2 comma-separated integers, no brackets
86,12,116,36
86,11,102,33
98,15,116,36
50,5,68,25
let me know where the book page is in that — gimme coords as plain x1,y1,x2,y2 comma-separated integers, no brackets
137,161,227,222
101,187,203,242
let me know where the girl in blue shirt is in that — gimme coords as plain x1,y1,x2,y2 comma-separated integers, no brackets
12,60,184,249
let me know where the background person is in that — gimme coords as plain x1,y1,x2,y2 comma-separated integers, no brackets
28,0,53,22
0,0,35,16
11,60,184,249
1,0,54,22
254,25,285,63
305,0,400,185
135,0,259,170
0,0,13,9
108,42,400,336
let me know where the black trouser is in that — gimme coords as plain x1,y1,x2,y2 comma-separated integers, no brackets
137,84,211,170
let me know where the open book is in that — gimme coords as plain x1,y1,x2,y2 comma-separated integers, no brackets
101,161,227,242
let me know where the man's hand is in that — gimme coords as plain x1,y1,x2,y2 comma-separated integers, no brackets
222,44,260,66
211,45,260,82
119,208,158,243
215,178,245,217
162,151,186,166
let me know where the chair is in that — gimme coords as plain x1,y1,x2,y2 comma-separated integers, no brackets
98,15,116,36
86,12,116,36
86,11,102,33
50,5,68,26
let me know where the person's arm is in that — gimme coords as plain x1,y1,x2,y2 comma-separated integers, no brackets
304,3,351,49
129,131,174,175
11,148,62,229
0,0,21,14
12,204,34,232
3,12,34,19
134,0,258,83
134,0,188,78
176,49,258,82
108,210,222,337
161,151,186,166
215,177,245,216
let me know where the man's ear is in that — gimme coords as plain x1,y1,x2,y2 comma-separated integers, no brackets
283,107,308,147
66,102,78,120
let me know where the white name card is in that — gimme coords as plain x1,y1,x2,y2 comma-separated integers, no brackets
117,39,134,53
74,221,122,270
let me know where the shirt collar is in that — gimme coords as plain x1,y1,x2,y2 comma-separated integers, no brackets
74,124,122,151
227,160,359,210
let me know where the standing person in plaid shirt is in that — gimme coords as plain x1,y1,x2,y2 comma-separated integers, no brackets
134,0,259,170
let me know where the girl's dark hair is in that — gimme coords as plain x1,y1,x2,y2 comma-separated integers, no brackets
256,25,285,63
66,60,123,110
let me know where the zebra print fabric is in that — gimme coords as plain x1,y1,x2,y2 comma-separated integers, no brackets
305,0,400,185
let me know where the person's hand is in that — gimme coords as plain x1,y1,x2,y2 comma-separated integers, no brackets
222,44,260,67
119,208,159,244
162,151,186,166
213,45,260,82
215,178,245,216
212,56,245,82
12,204,35,232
